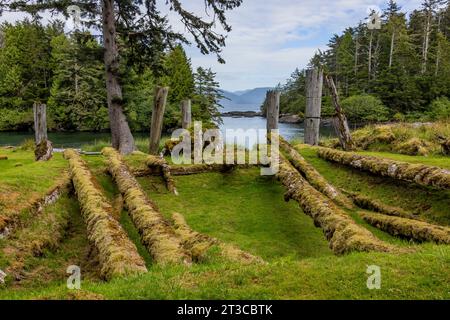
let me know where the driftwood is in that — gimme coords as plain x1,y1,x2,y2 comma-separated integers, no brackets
318,147,450,190
64,149,147,279
324,75,354,151
103,147,191,265
277,154,393,254
304,69,323,146
278,137,353,208
360,211,450,244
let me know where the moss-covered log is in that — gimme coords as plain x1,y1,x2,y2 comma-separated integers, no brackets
360,211,450,244
278,138,353,208
172,212,264,264
343,190,417,219
102,147,191,265
145,155,177,194
64,149,147,280
133,163,248,177
277,155,393,254
317,147,450,190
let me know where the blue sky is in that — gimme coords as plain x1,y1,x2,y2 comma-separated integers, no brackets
0,0,424,91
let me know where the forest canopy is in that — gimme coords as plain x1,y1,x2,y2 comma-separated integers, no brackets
265,0,450,123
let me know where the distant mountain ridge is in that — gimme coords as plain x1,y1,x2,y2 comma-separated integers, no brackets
220,87,272,112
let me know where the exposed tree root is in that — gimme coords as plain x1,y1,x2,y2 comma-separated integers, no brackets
278,138,353,208
360,211,450,244
102,147,192,265
146,156,177,194
277,155,394,254
64,149,147,280
317,147,450,190
171,212,264,264
342,190,418,219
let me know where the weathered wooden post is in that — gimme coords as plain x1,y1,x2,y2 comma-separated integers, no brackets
266,90,280,133
304,68,323,146
33,102,53,161
149,86,169,155
325,74,354,151
181,99,192,130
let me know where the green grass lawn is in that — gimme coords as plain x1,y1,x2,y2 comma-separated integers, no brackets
0,146,449,300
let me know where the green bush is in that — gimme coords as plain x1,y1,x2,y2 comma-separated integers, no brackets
341,95,390,122
429,97,450,121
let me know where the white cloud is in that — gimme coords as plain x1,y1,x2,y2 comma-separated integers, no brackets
0,0,425,91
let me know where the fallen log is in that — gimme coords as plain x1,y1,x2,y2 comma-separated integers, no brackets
278,137,353,209
132,163,248,177
0,155,7,160
317,147,450,190
360,211,450,244
277,155,393,254
102,147,191,265
342,190,417,219
64,149,147,280
172,212,264,264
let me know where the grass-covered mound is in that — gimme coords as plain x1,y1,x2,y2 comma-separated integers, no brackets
323,121,450,156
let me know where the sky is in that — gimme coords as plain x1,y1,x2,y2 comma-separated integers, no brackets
0,0,423,92
164,0,423,91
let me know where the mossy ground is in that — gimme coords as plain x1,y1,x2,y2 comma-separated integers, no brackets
0,146,449,299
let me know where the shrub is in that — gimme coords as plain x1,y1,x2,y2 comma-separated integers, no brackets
429,97,450,121
341,95,390,122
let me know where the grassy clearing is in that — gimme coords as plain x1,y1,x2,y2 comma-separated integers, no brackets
0,146,449,299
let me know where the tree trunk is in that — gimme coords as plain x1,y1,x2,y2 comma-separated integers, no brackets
368,30,373,81
181,99,192,130
149,86,169,155
102,0,135,154
422,10,432,74
389,31,395,68
304,69,323,146
354,36,359,76
325,75,354,151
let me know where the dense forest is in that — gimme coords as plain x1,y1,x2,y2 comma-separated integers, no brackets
266,0,450,123
0,20,223,132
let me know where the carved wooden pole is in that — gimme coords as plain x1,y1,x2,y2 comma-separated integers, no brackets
33,102,52,161
181,99,192,130
305,69,323,146
325,74,354,151
266,90,280,133
149,87,169,155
